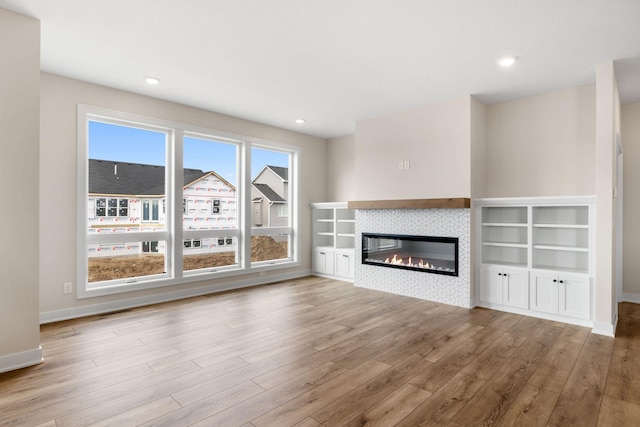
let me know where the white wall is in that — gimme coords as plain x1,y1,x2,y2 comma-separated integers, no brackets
485,85,596,197
622,103,640,300
354,96,472,200
0,9,42,372
39,73,327,319
327,134,356,202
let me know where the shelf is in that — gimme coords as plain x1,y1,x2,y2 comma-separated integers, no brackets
337,233,355,237
482,260,528,268
482,206,527,224
337,219,355,223
532,206,588,226
316,232,334,236
482,222,528,227
533,244,588,252
482,242,528,248
316,219,335,223
533,224,588,229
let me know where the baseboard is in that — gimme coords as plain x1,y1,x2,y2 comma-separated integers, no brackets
0,346,43,374
592,318,617,337
40,269,311,324
623,293,640,304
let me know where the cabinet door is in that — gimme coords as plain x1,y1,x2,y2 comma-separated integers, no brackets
313,249,334,275
502,267,529,309
530,271,559,314
334,251,354,279
480,265,503,304
559,274,591,320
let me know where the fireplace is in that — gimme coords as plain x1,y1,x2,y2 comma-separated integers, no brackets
362,233,458,276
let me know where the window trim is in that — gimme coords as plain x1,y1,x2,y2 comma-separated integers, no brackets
77,105,300,299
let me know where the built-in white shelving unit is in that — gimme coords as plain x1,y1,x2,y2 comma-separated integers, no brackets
311,202,355,280
475,197,595,326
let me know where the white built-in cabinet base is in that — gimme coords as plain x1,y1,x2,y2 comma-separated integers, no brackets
313,248,355,281
475,196,594,327
479,264,592,327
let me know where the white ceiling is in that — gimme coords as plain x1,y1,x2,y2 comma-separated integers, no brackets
2,0,640,139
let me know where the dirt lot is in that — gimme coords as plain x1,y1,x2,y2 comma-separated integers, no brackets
88,235,288,282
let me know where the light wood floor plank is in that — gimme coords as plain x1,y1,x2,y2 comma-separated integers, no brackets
2,279,640,427
547,333,615,427
251,358,390,426
312,353,434,425
597,395,640,426
187,362,347,427
342,383,432,427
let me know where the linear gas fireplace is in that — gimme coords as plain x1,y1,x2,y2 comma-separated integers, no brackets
362,233,458,276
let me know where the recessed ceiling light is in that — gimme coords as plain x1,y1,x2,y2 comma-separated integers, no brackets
144,76,161,85
295,119,306,124
497,56,517,67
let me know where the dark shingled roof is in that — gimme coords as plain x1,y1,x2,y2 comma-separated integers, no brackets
266,165,288,181
89,159,210,195
252,183,285,202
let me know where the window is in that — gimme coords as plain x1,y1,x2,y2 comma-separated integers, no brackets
119,199,129,217
142,199,160,222
182,135,239,273
212,199,221,215
78,105,299,297
250,147,293,264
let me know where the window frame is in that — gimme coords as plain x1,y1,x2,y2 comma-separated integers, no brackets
77,105,300,298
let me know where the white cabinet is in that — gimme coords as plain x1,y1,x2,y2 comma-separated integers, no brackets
480,265,529,309
530,271,590,320
313,248,335,276
311,203,355,280
529,270,559,314
475,197,594,326
335,250,355,279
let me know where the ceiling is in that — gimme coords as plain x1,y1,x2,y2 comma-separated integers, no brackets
2,0,640,139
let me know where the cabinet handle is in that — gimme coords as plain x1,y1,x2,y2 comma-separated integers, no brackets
343,254,349,258
320,252,325,255
503,273,508,277
553,279,557,283
559,280,564,284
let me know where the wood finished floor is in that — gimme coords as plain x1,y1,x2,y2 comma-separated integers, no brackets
2,276,640,426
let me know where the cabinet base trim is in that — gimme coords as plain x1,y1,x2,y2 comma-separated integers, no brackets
0,346,43,373
477,302,593,328
591,318,617,337
311,273,354,283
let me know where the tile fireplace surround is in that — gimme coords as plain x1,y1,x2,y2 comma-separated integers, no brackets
350,199,471,308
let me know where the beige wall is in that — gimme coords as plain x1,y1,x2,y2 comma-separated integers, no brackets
0,9,41,369
354,96,472,200
327,134,356,202
622,103,640,298
470,97,488,199
469,98,488,304
485,85,596,197
39,73,327,317
594,62,620,334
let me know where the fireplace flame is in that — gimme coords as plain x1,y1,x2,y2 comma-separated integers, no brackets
381,255,433,269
